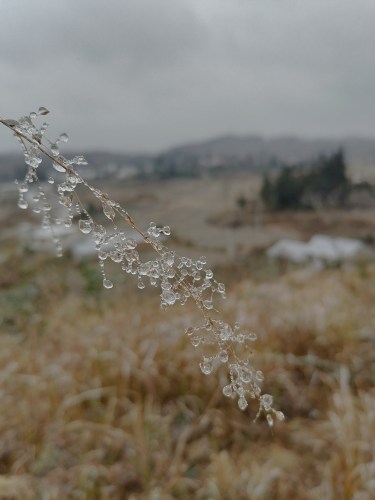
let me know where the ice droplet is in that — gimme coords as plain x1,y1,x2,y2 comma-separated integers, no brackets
191,337,200,347
161,290,176,305
276,411,285,421
126,239,137,250
261,394,273,410
51,144,59,156
59,133,69,143
103,278,113,289
137,280,145,289
72,155,87,165
161,281,172,291
52,162,65,173
110,251,123,263
94,225,106,244
60,195,72,208
98,250,107,260
219,350,228,363
238,397,248,411
199,360,213,375
18,199,28,209
103,203,115,220
38,107,50,116
223,384,233,397
56,245,63,258
79,219,92,234
240,368,252,383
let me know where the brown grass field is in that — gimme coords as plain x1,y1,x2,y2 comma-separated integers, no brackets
0,173,374,499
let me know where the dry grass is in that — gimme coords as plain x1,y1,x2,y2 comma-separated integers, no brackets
1,116,374,499
0,252,374,499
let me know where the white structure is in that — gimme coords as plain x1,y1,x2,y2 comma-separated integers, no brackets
267,235,366,263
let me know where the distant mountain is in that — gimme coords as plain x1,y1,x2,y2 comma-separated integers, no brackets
161,134,375,170
1,135,374,183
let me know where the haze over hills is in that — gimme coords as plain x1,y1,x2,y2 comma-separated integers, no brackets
164,134,375,168
1,134,375,182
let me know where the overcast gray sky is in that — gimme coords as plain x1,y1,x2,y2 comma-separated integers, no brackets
1,0,375,152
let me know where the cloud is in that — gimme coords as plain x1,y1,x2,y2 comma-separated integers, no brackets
1,0,375,152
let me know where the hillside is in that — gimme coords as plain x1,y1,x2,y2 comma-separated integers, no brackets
1,134,375,182
162,135,375,174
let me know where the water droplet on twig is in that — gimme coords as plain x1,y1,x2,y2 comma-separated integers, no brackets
38,107,50,116
103,278,113,289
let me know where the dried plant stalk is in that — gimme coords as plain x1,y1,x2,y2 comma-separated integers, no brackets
0,109,283,424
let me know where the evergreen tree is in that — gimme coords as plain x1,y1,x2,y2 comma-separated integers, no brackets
260,150,350,210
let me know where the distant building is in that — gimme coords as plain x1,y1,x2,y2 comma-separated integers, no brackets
267,235,367,263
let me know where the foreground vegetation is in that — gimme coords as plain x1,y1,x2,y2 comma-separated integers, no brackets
0,111,373,497
0,249,374,499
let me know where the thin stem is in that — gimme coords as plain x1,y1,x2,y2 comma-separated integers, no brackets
0,112,281,422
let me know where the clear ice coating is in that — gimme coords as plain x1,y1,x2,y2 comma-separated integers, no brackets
219,350,228,363
223,384,233,397
38,106,49,115
200,360,213,375
52,162,65,173
50,143,59,156
17,198,28,209
59,133,69,143
103,203,115,220
5,107,280,424
103,278,114,289
238,397,248,411
79,219,92,234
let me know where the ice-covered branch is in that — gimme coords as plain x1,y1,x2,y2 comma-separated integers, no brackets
0,108,283,425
